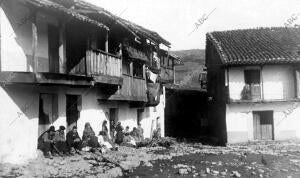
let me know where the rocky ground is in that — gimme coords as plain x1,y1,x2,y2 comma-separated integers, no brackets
1,140,300,177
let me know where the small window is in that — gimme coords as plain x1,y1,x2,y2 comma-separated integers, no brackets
244,69,260,84
242,69,261,100
122,60,131,75
133,62,144,78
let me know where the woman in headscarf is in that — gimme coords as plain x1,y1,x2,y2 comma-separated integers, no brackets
82,122,100,149
102,120,109,137
115,122,124,145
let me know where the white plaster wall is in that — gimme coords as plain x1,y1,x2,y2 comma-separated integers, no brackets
140,87,166,138
228,65,295,101
0,85,39,164
0,1,57,72
1,1,31,71
226,102,300,143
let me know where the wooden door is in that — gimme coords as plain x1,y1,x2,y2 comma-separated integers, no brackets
66,95,80,132
253,112,261,140
109,108,118,129
48,25,59,73
253,111,273,140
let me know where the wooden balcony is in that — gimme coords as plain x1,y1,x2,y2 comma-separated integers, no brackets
69,49,123,85
160,67,174,83
108,75,147,102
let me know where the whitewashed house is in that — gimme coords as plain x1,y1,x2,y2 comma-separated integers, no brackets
206,27,300,144
0,0,177,164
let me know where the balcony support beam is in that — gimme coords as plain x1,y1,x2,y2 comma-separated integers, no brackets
31,11,38,73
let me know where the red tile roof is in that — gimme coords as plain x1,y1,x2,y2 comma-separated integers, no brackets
207,27,300,65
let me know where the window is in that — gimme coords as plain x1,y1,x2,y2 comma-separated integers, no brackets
133,62,144,78
242,69,261,100
122,60,131,75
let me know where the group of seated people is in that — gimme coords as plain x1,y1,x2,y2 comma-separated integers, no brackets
38,121,145,159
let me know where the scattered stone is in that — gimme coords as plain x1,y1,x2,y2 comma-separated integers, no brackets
178,168,188,175
231,171,241,177
220,171,227,176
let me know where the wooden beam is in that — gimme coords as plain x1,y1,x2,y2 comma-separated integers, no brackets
93,75,123,85
32,11,38,73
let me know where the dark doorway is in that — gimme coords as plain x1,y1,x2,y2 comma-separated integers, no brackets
48,25,59,73
137,108,144,125
66,95,81,131
109,108,118,129
38,94,58,136
253,111,274,140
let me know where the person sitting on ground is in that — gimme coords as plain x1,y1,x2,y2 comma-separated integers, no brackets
102,120,110,139
54,126,69,156
110,121,116,143
98,131,114,152
131,127,140,142
152,127,161,139
137,123,144,141
124,126,130,134
122,132,137,147
115,122,124,145
66,126,82,154
38,126,56,159
82,122,100,151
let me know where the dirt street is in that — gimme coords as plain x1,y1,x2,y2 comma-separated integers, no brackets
1,140,300,177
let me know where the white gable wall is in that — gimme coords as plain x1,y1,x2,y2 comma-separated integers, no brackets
0,1,58,72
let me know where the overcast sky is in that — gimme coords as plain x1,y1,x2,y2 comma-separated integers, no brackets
86,0,300,50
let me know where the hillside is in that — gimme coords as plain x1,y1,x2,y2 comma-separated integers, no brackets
170,49,205,89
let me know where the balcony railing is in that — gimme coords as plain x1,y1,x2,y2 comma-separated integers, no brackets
70,49,122,77
119,75,147,101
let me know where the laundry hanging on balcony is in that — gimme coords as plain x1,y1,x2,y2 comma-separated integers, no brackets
147,83,161,106
146,67,158,83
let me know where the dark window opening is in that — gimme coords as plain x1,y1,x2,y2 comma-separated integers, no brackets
242,69,261,100
133,62,144,78
122,60,131,75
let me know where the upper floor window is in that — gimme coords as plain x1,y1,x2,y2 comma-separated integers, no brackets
122,60,131,75
242,69,261,100
133,62,144,79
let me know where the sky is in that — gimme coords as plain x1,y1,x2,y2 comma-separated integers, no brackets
85,0,300,50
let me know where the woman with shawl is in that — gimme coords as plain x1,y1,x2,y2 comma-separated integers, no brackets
82,122,99,149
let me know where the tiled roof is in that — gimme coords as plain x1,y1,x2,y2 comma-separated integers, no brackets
24,0,109,30
207,27,300,65
67,0,171,46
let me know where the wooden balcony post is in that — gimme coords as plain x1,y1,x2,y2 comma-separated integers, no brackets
59,21,66,74
105,30,109,73
32,11,38,73
130,62,133,77
105,30,109,53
